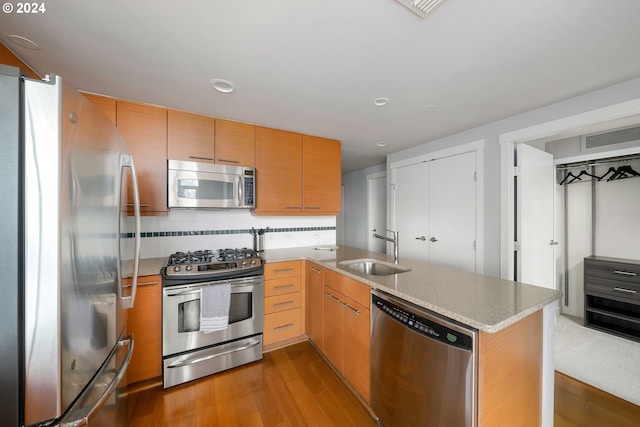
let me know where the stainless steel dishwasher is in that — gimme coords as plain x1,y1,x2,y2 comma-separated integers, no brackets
370,290,477,427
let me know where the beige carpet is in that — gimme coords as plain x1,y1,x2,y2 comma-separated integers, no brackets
555,314,640,406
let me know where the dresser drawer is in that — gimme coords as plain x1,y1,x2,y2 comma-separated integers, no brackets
264,260,301,279
585,257,640,286
264,308,301,345
265,276,301,297
264,293,301,314
584,276,640,303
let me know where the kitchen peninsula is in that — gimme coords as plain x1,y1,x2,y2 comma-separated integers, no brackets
261,245,562,427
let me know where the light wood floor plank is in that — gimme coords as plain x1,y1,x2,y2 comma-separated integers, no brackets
128,340,640,427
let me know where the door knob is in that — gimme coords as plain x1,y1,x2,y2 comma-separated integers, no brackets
429,237,438,242
549,240,559,246
415,236,426,241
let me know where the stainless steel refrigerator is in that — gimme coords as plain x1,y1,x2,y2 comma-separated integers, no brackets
0,64,141,426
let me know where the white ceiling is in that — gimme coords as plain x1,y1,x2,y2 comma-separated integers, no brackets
2,0,640,172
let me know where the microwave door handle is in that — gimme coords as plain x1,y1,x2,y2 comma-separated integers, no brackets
237,175,242,207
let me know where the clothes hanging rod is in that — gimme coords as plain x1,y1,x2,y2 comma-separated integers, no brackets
556,153,640,170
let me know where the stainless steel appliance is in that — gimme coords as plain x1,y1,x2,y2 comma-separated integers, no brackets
370,290,477,427
0,65,141,426
161,249,264,388
167,159,256,209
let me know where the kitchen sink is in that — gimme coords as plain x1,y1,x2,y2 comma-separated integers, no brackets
339,259,411,276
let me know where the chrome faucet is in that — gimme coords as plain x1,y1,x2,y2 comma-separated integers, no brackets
373,229,399,264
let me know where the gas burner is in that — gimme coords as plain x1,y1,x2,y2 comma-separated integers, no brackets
163,248,263,282
167,250,215,266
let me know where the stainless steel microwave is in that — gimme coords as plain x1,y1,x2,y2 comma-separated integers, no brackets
168,160,255,209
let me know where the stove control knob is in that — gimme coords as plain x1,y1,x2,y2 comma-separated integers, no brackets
185,265,193,271
173,266,181,273
241,260,247,267
250,259,256,265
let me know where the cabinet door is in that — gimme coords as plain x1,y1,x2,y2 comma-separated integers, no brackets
343,295,370,402
167,109,215,162
303,135,341,214
323,285,344,373
81,93,116,125
305,262,324,351
124,275,162,385
215,119,255,167
116,101,168,214
255,127,303,214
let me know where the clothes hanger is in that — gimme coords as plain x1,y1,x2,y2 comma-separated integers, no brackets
598,166,617,181
559,171,578,185
568,169,599,184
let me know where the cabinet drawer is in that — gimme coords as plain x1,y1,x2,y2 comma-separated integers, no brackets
264,308,301,345
585,276,640,303
324,269,370,308
585,257,640,286
265,276,301,297
265,261,301,279
264,293,301,314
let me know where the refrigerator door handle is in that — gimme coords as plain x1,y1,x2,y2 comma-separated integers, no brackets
60,336,134,427
118,153,141,309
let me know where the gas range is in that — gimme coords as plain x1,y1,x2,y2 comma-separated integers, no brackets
162,248,263,284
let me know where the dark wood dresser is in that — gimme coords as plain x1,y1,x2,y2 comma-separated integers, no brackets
584,256,640,342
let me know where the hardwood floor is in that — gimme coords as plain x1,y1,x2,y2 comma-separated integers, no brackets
554,372,640,427
127,341,376,427
128,340,640,427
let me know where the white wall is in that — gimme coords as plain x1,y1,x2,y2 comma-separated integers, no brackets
123,210,336,259
344,76,640,278
341,163,386,250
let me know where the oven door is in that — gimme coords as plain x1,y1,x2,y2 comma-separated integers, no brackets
168,160,251,209
162,276,263,356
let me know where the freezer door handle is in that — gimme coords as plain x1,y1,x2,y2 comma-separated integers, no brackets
118,153,141,309
60,336,134,427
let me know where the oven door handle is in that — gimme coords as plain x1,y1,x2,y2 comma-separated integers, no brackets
165,282,257,297
166,338,262,369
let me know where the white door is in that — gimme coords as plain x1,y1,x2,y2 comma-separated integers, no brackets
367,172,387,253
394,161,429,262
517,143,555,289
428,152,477,272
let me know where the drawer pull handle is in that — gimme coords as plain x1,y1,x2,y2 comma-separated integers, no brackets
273,323,294,331
325,293,340,302
310,266,322,273
273,301,294,307
614,270,637,277
613,287,637,295
189,155,214,161
274,284,294,290
343,303,360,315
216,158,240,164
273,268,295,273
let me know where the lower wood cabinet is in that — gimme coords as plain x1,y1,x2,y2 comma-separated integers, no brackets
263,261,304,347
305,262,324,351
124,274,162,385
322,269,371,402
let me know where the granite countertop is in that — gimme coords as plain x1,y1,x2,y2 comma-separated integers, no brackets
122,257,166,278
261,245,562,333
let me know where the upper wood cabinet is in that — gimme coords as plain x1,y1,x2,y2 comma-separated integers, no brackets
255,128,341,216
81,93,116,125
255,127,303,215
215,119,255,167
167,110,215,163
303,135,341,214
116,101,168,215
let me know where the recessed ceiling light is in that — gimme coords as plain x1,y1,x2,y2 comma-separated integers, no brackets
373,97,389,107
209,78,236,94
8,34,39,50
376,141,389,147
423,104,436,109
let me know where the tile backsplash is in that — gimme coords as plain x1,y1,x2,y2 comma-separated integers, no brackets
122,209,336,259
